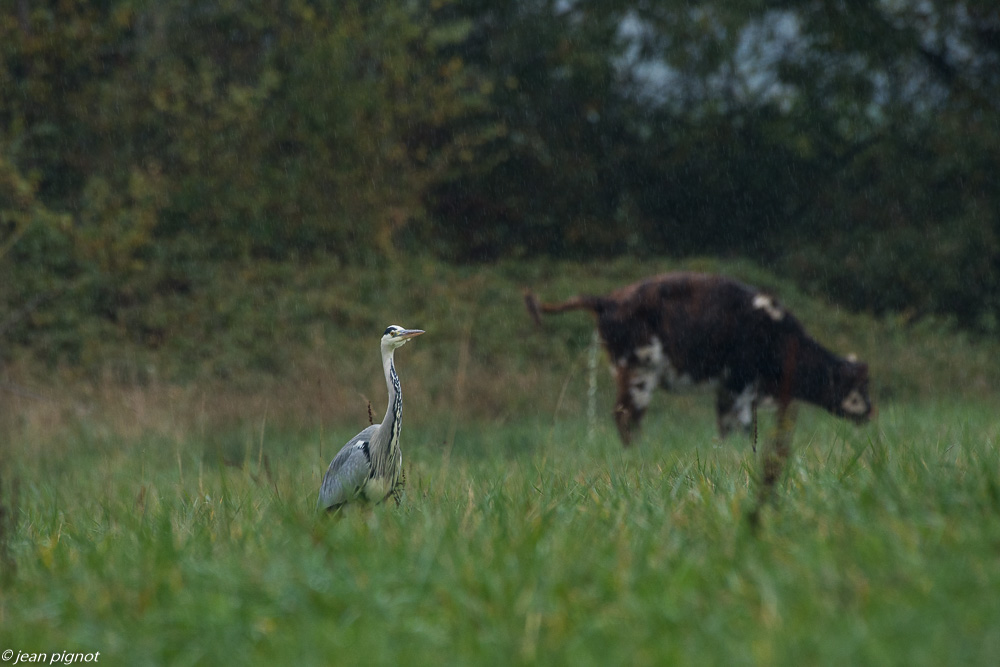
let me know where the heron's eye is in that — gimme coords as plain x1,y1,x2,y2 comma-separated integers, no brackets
383,327,394,336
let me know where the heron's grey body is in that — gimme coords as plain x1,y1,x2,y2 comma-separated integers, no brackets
317,326,423,511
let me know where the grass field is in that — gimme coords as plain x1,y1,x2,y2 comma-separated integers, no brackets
2,259,1000,665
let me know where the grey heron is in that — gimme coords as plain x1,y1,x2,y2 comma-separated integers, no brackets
317,325,424,511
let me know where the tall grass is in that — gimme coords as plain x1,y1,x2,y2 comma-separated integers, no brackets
2,259,1000,665
3,403,999,665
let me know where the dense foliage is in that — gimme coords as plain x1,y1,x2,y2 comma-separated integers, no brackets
2,0,999,361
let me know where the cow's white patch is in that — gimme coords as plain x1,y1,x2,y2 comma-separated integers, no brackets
752,294,784,321
629,368,658,409
628,336,664,409
734,385,757,428
634,336,663,365
841,389,868,416
719,385,757,436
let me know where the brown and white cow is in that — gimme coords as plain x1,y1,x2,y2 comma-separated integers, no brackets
525,272,872,447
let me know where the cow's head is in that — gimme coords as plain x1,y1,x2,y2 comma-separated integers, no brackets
833,359,873,423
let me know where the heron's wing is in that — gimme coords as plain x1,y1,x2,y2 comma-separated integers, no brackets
317,424,379,510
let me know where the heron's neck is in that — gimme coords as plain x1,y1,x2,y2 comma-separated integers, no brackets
382,350,401,420
375,348,403,465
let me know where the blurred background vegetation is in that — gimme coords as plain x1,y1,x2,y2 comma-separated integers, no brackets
1,0,999,371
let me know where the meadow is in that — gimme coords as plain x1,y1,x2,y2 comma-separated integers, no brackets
2,258,999,666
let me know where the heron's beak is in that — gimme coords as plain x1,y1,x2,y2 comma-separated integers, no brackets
398,328,425,340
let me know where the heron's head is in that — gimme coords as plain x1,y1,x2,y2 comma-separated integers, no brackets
381,325,424,350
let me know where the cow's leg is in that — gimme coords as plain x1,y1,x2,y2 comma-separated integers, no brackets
762,337,800,492
750,341,800,527
759,399,793,489
715,383,757,440
748,399,795,529
613,363,654,447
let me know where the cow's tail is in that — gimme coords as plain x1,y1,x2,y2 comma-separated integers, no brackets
524,289,606,327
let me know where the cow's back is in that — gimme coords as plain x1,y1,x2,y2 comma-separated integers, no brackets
598,273,799,385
